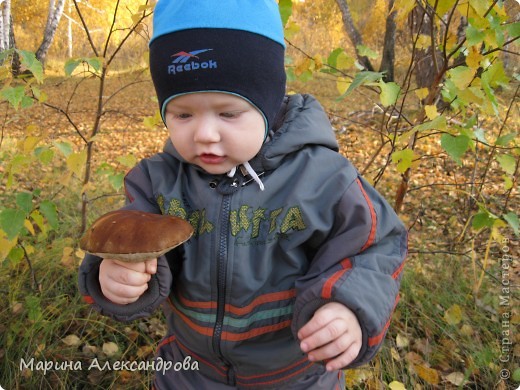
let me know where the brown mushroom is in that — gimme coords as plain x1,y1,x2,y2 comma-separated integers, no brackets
80,210,194,262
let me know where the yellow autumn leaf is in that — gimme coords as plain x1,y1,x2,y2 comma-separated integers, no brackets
396,333,410,348
414,364,440,385
393,0,416,25
444,304,463,325
61,246,74,267
415,88,429,100
337,77,351,96
336,51,355,70
66,150,87,178
294,57,312,76
102,341,119,357
0,232,17,261
445,371,466,386
391,347,401,361
466,47,483,69
448,67,476,90
62,334,81,346
415,35,430,50
24,244,34,255
23,136,42,154
389,380,406,390
425,105,439,120
313,54,323,71
25,124,40,136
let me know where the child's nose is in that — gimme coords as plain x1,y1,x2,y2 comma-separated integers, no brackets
193,117,221,143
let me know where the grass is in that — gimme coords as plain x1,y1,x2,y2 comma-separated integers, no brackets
1,72,518,389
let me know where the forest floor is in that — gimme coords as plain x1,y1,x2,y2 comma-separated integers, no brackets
0,70,518,389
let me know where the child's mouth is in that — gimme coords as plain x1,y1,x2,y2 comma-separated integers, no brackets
199,154,226,164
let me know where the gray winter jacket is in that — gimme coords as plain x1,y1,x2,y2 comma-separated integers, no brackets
79,94,407,389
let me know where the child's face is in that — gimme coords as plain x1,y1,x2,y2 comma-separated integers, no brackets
164,93,265,175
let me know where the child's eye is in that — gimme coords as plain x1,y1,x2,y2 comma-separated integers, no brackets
174,113,192,120
220,111,241,119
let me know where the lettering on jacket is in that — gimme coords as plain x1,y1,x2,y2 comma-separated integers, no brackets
157,196,307,243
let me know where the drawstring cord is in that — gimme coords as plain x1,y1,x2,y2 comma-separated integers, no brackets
227,162,265,191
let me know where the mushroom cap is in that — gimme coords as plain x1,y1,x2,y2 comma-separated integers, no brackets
80,210,194,262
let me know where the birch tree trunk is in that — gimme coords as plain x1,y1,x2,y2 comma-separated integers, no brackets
335,0,375,71
380,0,396,81
0,0,11,52
35,0,66,67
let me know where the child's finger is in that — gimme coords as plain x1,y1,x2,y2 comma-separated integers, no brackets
101,281,149,304
102,259,151,286
299,318,348,354
305,331,357,363
324,341,362,371
297,305,336,341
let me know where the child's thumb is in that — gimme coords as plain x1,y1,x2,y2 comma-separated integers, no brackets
145,258,158,274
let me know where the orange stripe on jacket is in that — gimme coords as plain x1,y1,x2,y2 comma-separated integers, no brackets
356,178,377,251
321,258,352,299
170,299,292,342
221,320,292,342
368,294,400,347
177,289,296,315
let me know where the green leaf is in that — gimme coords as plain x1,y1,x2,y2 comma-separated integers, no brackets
472,211,495,230
415,115,447,133
447,66,476,89
0,209,26,240
481,61,509,89
108,173,125,191
338,71,385,99
496,154,516,175
441,134,470,165
503,213,519,236
39,200,58,230
64,59,82,76
392,149,416,173
16,192,33,214
327,48,354,71
34,147,54,165
21,95,34,109
85,57,103,73
53,141,73,157
116,154,137,168
512,367,520,382
503,175,513,191
17,50,44,83
379,81,401,107
465,25,485,46
506,22,520,38
25,295,43,322
496,133,517,147
8,246,24,265
357,45,378,59
0,86,26,110
278,0,292,27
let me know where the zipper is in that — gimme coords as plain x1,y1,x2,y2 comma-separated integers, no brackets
212,192,236,385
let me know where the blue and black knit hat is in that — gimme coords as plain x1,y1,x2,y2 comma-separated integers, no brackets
149,0,287,134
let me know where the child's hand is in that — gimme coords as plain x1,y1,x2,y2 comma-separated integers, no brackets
99,258,157,305
297,302,362,371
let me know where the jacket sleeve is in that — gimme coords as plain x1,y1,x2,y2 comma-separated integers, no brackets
78,164,174,322
291,175,407,368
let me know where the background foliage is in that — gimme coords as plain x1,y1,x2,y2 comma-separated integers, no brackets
0,0,519,388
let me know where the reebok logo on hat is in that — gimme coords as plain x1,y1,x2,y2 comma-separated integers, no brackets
168,49,217,75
